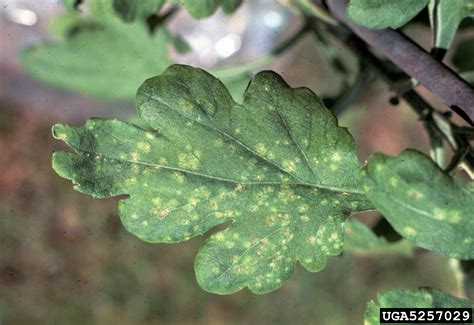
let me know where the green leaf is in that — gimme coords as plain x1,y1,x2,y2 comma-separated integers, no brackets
344,219,414,256
48,11,83,39
52,64,373,294
468,182,474,192
347,0,428,29
66,0,242,20
112,0,165,22
180,0,243,19
453,38,474,71
365,288,473,325
361,150,474,259
21,9,170,100
429,0,474,51
171,34,192,54
292,0,337,25
220,74,251,101
63,0,79,10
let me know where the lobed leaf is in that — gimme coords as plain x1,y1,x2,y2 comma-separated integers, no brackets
52,64,373,294
361,150,474,260
344,219,414,256
347,0,428,29
365,288,473,325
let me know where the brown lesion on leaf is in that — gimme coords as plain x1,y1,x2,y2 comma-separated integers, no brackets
408,189,424,200
160,208,170,218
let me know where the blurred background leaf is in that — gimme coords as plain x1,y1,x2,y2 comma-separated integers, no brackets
344,219,414,257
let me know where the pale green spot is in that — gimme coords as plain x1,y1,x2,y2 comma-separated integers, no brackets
408,189,424,200
137,142,151,153
404,226,416,236
331,152,342,162
389,176,398,187
433,208,446,221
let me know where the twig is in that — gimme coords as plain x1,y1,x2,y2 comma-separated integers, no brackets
309,17,474,172
323,0,474,126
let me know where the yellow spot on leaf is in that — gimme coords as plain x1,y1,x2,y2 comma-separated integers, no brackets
282,160,296,172
256,143,267,155
178,153,199,169
160,208,169,218
214,139,224,147
137,142,150,153
300,215,310,222
408,189,424,200
389,176,398,187
433,208,445,221
331,153,342,162
158,157,168,165
404,226,416,236
298,204,309,214
448,211,461,224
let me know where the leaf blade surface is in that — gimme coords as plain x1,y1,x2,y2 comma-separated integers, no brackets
53,65,373,294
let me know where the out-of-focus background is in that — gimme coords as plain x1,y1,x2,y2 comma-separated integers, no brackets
0,0,472,323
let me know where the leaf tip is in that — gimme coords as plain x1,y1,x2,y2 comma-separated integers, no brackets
52,123,68,141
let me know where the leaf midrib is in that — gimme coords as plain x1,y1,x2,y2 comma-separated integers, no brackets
74,148,365,194
369,178,472,229
141,92,301,181
138,93,364,194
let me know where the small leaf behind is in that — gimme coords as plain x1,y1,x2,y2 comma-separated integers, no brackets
453,38,474,71
361,150,474,259
344,219,414,256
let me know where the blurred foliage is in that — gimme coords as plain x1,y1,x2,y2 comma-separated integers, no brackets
453,38,474,71
21,0,170,100
344,219,414,257
112,0,165,22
